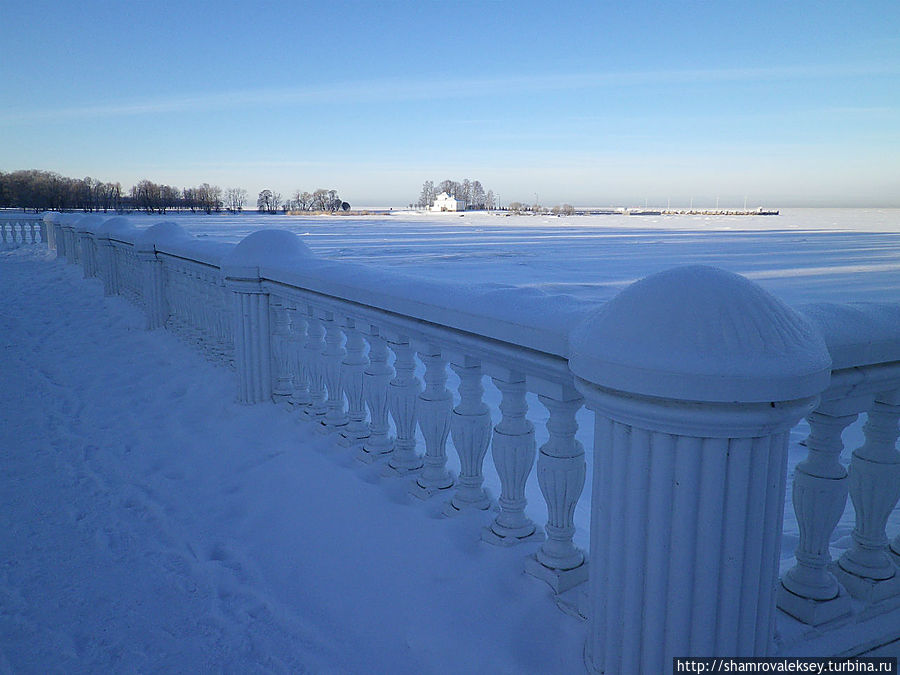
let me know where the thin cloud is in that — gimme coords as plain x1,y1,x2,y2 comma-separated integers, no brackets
2,63,897,124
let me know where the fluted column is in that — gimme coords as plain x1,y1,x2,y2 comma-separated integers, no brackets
269,299,294,405
387,337,423,473
525,390,588,593
287,305,311,408
224,272,271,404
569,266,831,673
482,375,541,545
340,318,370,446
411,347,454,497
447,359,492,512
304,312,328,420
361,328,394,460
778,409,855,624
135,244,168,331
835,392,900,602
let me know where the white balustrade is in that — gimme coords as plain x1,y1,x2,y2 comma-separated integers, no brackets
411,347,454,497
447,359,492,512
38,221,900,667
339,318,369,445
361,327,394,460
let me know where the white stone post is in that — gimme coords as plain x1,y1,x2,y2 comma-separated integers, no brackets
569,266,831,672
304,311,328,420
388,337,423,473
361,327,395,460
778,407,856,624
447,358,492,512
134,241,168,331
525,389,588,593
287,304,311,409
340,318,370,446
269,298,294,406
322,311,349,431
94,232,116,296
835,391,900,601
222,230,313,405
411,346,454,497
482,374,541,545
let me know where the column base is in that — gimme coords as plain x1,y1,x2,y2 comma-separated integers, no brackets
833,563,900,603
356,445,392,464
409,475,455,500
776,581,851,625
525,554,589,594
443,492,492,516
481,523,544,547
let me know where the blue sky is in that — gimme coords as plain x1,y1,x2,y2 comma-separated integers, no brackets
1,0,898,207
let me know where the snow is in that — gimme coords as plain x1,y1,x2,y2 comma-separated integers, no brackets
2,209,899,669
568,265,832,403
0,247,584,673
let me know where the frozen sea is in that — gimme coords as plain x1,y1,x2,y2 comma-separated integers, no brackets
1,208,898,671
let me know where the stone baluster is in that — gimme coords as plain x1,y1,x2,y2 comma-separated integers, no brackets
447,359,492,512
321,311,349,431
269,298,294,406
482,374,541,545
0,221,7,245
525,389,588,593
304,311,328,421
778,408,856,624
411,346,454,497
340,318,370,446
387,337,423,473
570,266,831,672
287,304,311,409
29,222,37,244
835,391,900,602
360,327,394,461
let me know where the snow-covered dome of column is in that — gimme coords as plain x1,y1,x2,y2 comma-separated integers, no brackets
569,265,832,403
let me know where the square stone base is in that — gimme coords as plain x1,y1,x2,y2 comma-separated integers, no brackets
408,478,454,501
776,582,851,626
524,554,588,594
832,564,900,603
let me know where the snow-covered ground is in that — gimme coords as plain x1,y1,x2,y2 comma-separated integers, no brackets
2,209,898,670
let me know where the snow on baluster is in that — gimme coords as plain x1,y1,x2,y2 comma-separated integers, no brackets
447,359,492,512
269,298,294,407
835,392,900,602
360,327,394,461
411,346,454,497
339,318,370,446
321,311,349,432
778,409,855,624
482,375,542,545
304,311,328,421
387,337,423,474
525,389,588,593
287,304,311,409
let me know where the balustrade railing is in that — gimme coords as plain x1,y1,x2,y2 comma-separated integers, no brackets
39,212,900,671
0,213,45,247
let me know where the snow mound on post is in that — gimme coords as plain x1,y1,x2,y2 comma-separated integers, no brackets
135,221,192,250
568,265,832,403
223,229,313,270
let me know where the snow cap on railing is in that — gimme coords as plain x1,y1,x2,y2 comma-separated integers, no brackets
95,216,139,241
568,265,832,403
799,302,900,370
135,221,192,254
42,212,63,225
74,214,110,234
223,229,313,283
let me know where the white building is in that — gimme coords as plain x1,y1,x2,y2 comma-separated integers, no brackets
431,192,465,212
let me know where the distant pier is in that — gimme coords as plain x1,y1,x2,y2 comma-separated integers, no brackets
625,207,779,216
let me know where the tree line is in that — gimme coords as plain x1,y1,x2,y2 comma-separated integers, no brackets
415,179,496,210
0,169,253,214
258,188,350,214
